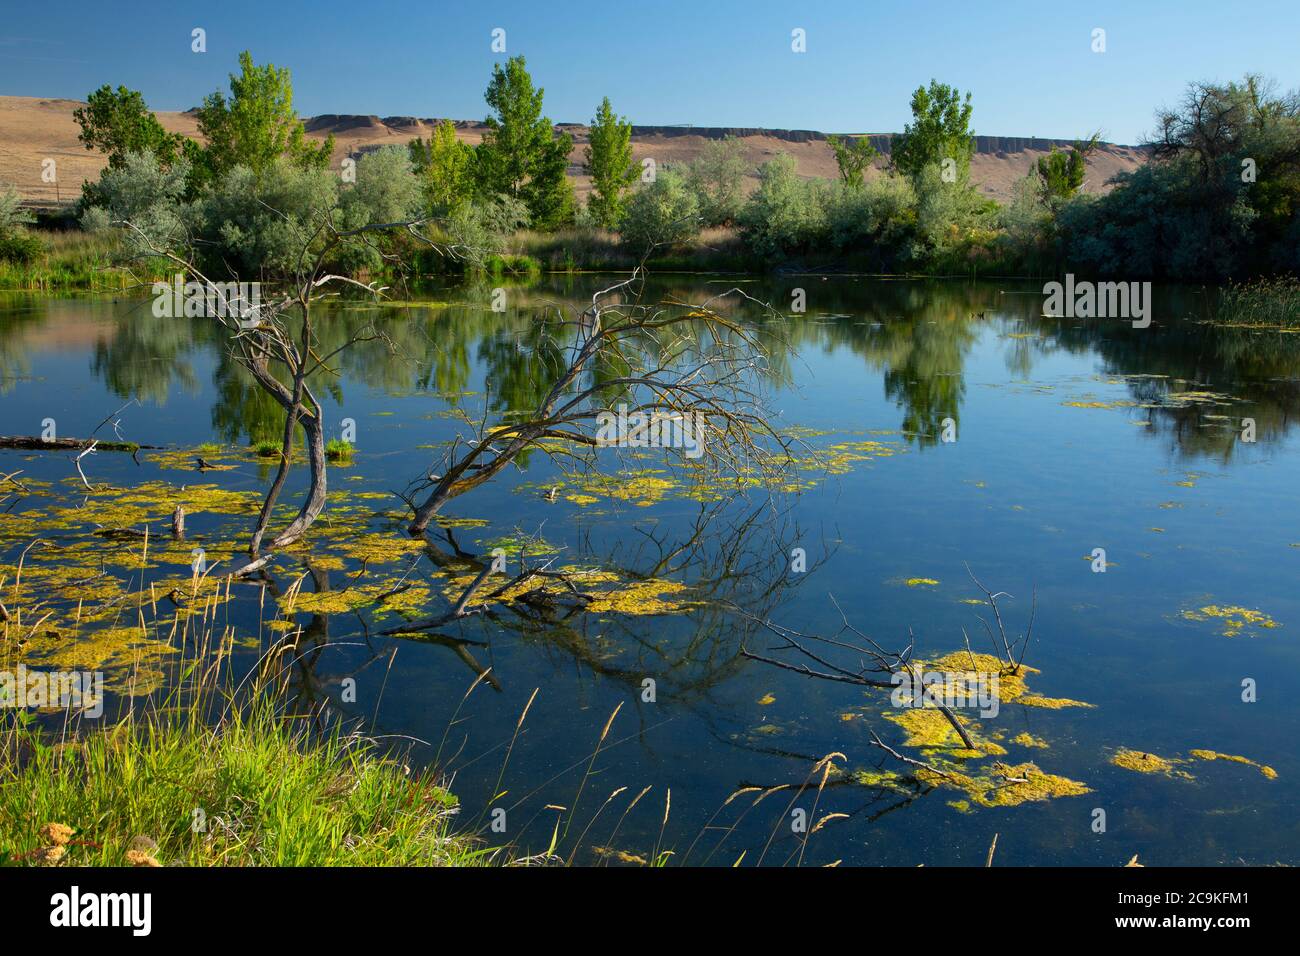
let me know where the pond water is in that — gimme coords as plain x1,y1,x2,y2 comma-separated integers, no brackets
2,275,1298,866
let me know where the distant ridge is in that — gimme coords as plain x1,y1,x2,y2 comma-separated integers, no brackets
0,95,1146,207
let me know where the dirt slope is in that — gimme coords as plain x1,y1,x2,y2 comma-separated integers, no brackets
0,95,1145,208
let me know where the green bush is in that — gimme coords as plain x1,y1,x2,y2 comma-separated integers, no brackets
189,158,338,278
738,154,829,260
0,229,43,264
333,147,423,274
825,175,916,260
686,137,748,227
619,169,701,254
78,150,192,255
0,184,33,233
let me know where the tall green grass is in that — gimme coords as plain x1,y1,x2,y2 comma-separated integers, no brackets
0,564,488,866
1215,277,1300,328
0,695,488,866
0,230,163,292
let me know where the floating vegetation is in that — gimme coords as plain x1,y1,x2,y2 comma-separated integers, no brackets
915,760,1090,809
1017,694,1095,710
48,479,260,529
439,565,699,617
149,448,237,471
1188,749,1278,780
281,583,433,618
585,577,697,616
1011,732,1049,749
590,846,648,866
882,708,1006,758
12,624,178,696
804,439,904,475
1111,747,1278,782
921,652,1093,709
478,534,562,557
902,577,940,588
1181,604,1281,638
1110,748,1192,778
1062,400,1139,409
335,535,428,565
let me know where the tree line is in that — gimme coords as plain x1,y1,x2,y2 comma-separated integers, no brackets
1,51,1297,283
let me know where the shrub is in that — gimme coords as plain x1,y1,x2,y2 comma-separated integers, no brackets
686,137,749,227
908,164,998,266
189,158,338,278
78,150,192,254
738,154,829,260
443,195,531,265
1215,277,1300,327
325,439,354,462
824,175,916,258
0,230,43,264
334,147,422,274
0,184,33,233
0,188,43,264
619,169,701,253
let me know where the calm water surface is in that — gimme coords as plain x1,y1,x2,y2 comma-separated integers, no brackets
3,276,1298,866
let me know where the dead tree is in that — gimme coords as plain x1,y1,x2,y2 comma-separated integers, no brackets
404,270,792,535
738,573,1037,760
120,215,452,575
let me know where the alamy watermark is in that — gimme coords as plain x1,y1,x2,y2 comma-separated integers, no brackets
1043,274,1151,329
0,666,104,718
890,667,1000,718
152,274,261,325
594,405,705,459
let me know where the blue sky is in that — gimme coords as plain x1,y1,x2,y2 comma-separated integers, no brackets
2,0,1297,144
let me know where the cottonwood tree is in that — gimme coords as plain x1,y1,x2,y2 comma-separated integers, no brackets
74,85,189,170
1035,133,1100,204
584,97,638,227
891,80,976,183
474,56,574,227
409,119,475,215
827,134,880,188
196,51,334,183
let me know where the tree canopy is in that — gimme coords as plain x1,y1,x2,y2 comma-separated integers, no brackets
474,56,574,228
73,85,188,169
196,51,334,181
891,80,975,183
827,134,880,188
584,97,637,227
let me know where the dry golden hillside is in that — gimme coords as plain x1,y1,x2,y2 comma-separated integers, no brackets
0,94,1145,208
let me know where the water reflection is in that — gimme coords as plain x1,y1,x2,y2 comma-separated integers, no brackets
8,278,1295,464
4,278,1300,865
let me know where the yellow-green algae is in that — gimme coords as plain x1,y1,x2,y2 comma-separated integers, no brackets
438,565,700,617
922,651,1094,710
1188,749,1278,780
921,759,1089,808
1110,748,1193,778
1182,604,1281,638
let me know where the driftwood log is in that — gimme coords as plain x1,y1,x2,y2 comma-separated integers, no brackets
0,436,162,452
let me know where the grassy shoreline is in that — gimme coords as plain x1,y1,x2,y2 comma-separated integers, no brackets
0,690,487,867
0,223,1025,292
